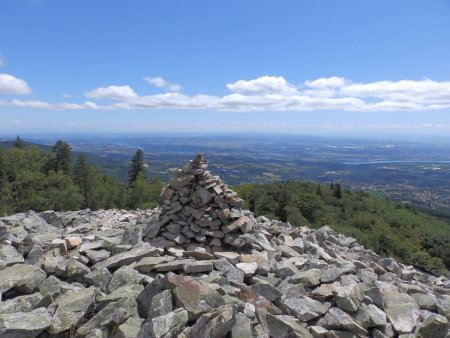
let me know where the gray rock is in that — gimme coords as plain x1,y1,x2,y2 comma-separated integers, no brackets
253,232,276,251
0,292,43,314
375,281,420,334
189,304,236,338
275,261,300,279
282,296,330,322
136,274,167,319
0,264,46,294
24,244,44,267
266,313,313,338
354,304,387,329
250,278,282,302
214,258,245,283
412,292,437,311
38,275,83,299
84,249,111,264
134,256,175,273
320,267,347,283
49,287,97,334
108,265,145,292
93,243,159,270
149,308,188,338
83,267,112,291
231,312,253,338
97,283,144,309
416,313,449,338
290,268,321,287
65,258,90,279
0,244,24,266
121,225,143,246
116,316,144,338
166,273,224,320
334,283,364,312
0,307,52,338
42,249,65,274
148,289,173,318
154,259,193,272
77,297,137,336
183,260,213,273
322,307,368,335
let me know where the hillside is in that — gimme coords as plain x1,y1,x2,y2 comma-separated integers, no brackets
0,155,449,337
236,182,450,276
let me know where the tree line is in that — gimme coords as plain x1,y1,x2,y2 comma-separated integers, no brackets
0,138,163,214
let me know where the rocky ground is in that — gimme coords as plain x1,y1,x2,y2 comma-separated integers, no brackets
0,155,449,337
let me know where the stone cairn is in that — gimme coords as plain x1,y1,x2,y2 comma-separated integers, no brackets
144,153,257,253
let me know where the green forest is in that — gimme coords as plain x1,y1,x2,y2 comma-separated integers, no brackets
0,138,163,214
1,138,449,276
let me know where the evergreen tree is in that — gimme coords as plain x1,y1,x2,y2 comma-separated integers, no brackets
128,149,146,183
316,184,323,197
13,136,25,149
74,154,93,208
333,183,342,199
46,140,72,175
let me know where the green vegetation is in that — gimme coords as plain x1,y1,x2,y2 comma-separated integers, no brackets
0,140,163,215
235,181,450,276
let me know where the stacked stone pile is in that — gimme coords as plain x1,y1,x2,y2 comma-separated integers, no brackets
144,153,258,253
0,155,449,337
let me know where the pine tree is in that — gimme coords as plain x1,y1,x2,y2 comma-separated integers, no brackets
333,183,342,199
74,154,92,208
46,140,72,175
13,136,24,149
128,149,146,183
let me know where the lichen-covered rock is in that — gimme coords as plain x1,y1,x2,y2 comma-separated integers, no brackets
149,308,188,338
0,307,51,338
166,274,224,320
49,287,97,334
266,313,313,338
0,264,46,294
77,297,137,336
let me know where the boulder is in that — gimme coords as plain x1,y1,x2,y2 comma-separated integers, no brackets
49,287,97,334
0,307,51,338
166,274,224,320
0,264,46,294
149,308,188,338
77,297,137,336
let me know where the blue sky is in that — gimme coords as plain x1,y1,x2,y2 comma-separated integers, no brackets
1,0,450,136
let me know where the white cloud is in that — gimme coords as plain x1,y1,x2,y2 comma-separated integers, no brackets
304,76,347,89
85,85,137,100
3,75,450,112
227,76,299,95
143,76,182,92
0,74,32,94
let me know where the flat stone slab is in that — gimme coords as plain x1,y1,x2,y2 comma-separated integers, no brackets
93,243,159,270
0,307,52,338
134,256,176,273
183,261,214,273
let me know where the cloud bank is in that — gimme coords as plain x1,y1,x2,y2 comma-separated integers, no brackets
1,74,450,112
